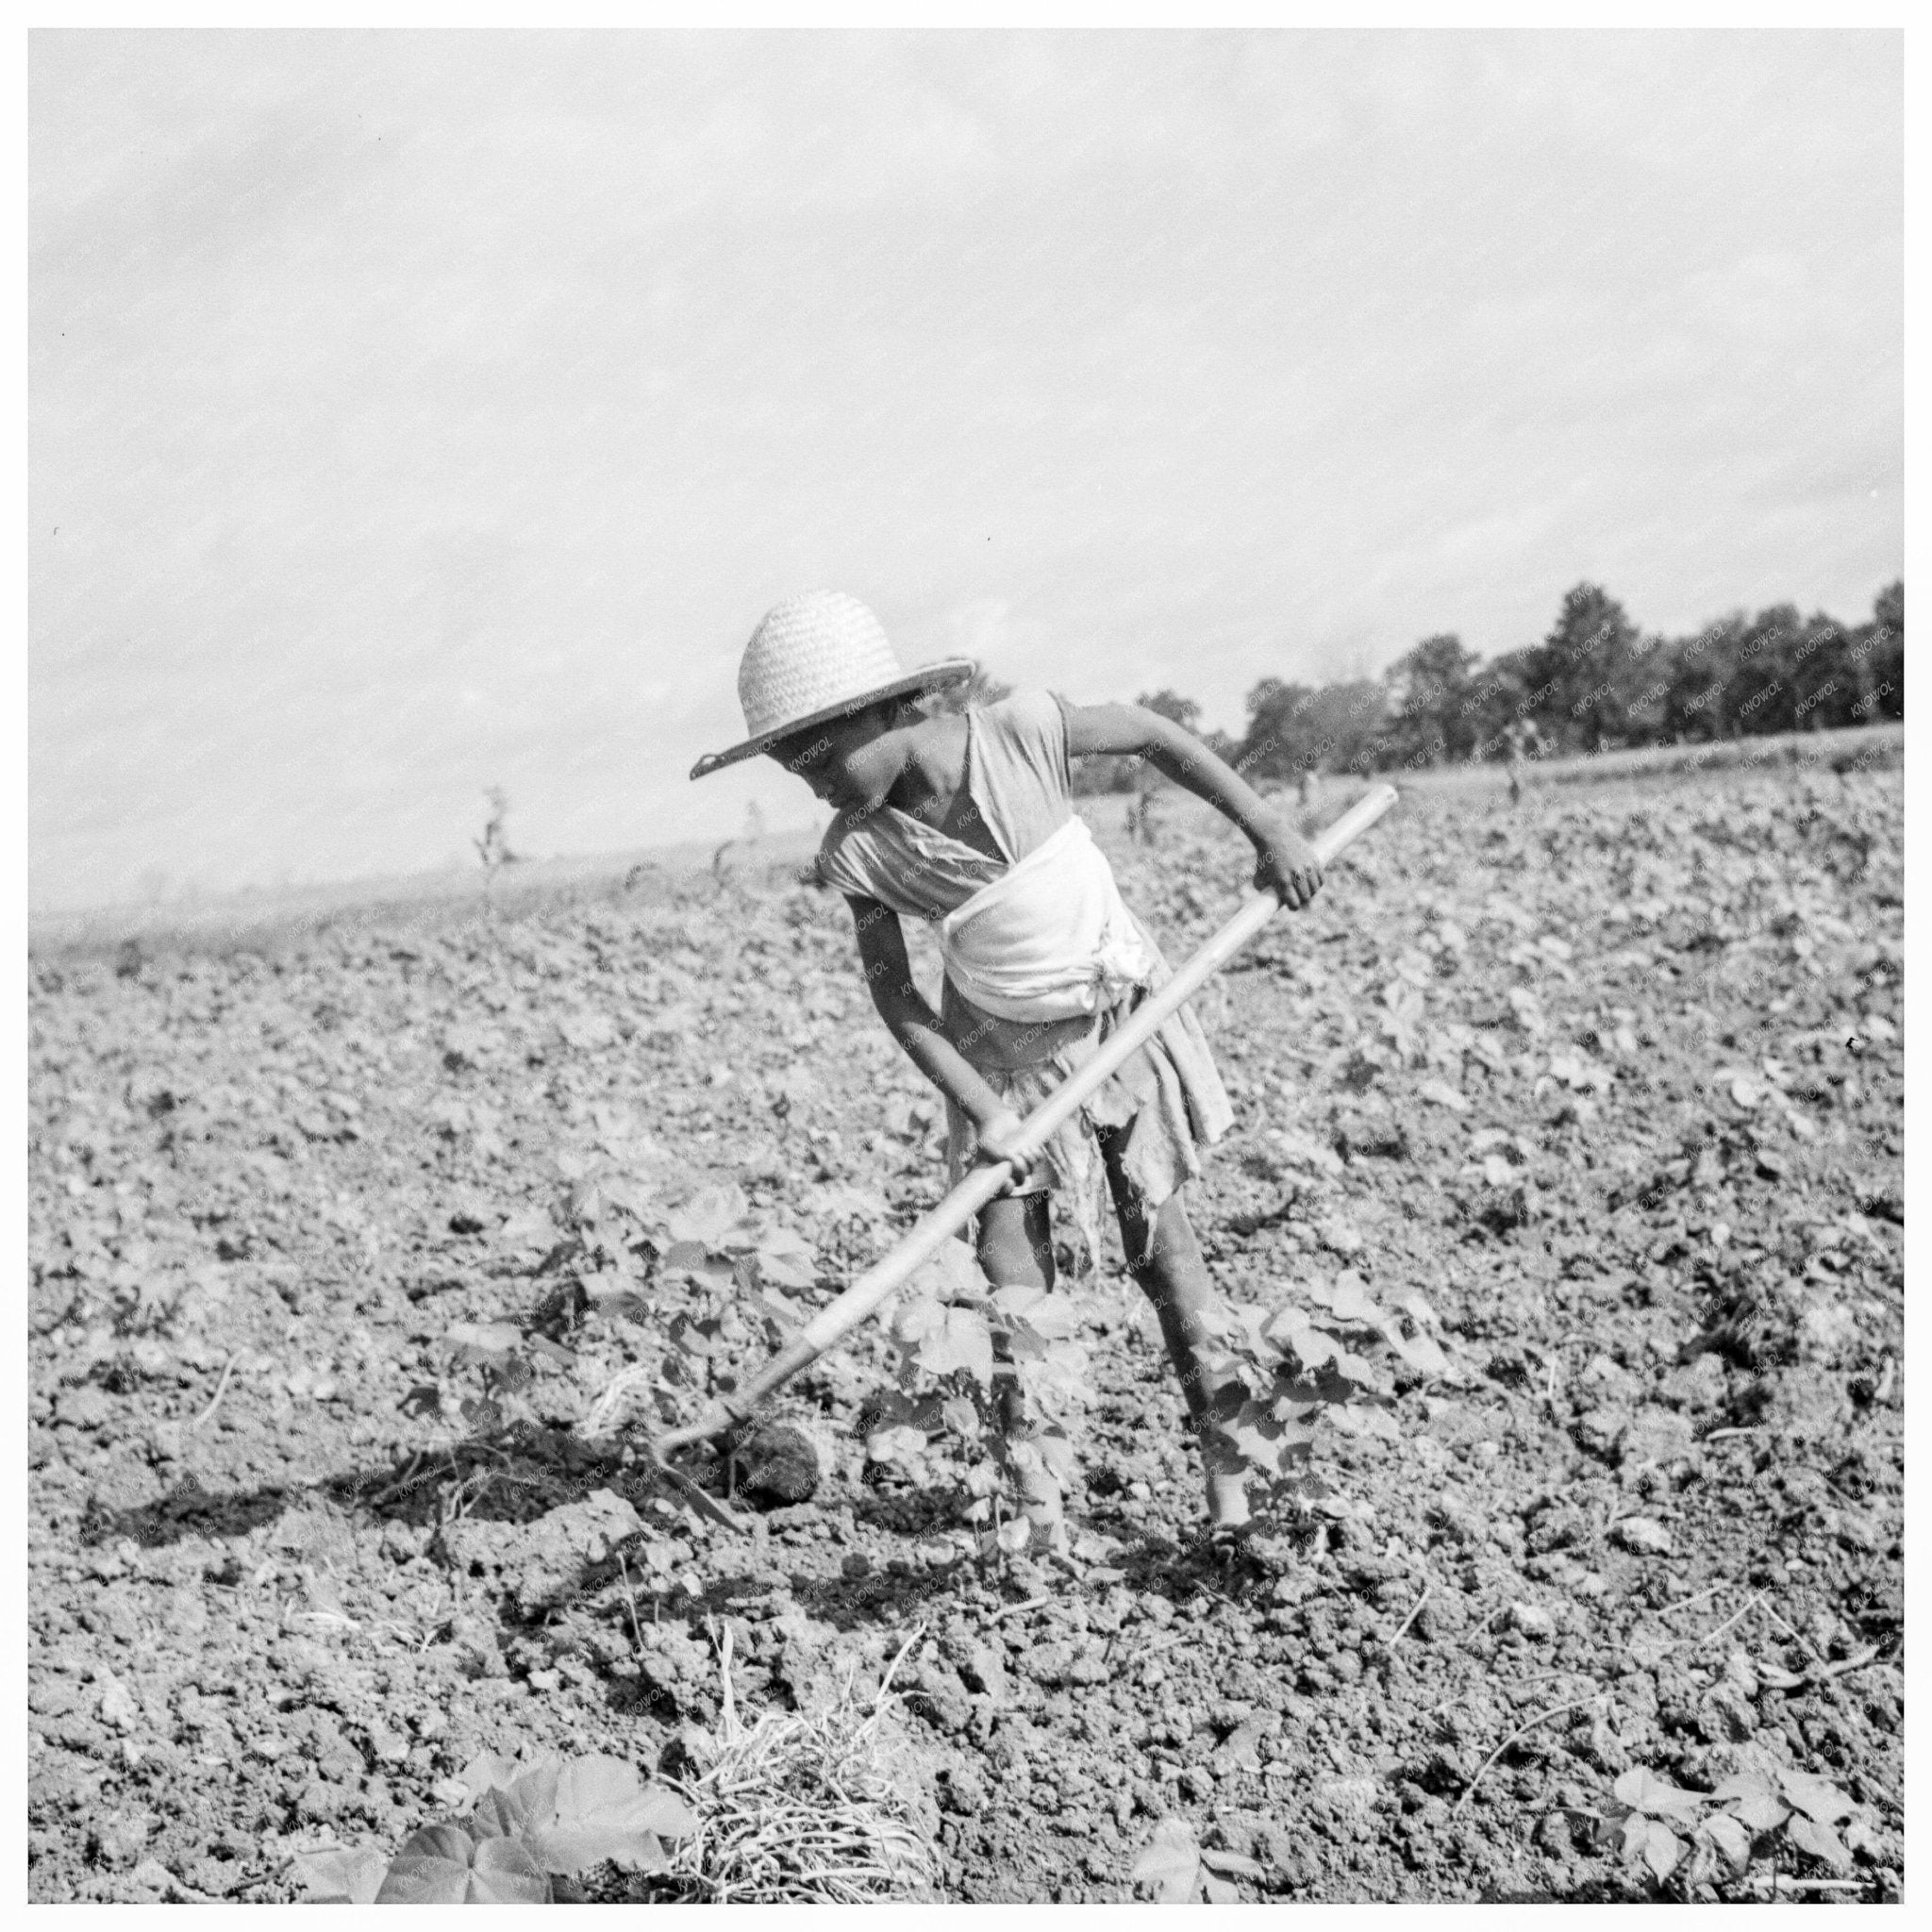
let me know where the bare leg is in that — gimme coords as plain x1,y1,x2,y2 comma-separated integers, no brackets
974,1192,1053,1433
974,1193,1067,1547
1100,1138,1249,1527
974,1193,1054,1293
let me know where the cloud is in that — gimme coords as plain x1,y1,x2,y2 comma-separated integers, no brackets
28,30,1901,910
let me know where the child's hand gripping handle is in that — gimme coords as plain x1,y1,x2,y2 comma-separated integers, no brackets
653,782,1399,1461
1277,783,1398,889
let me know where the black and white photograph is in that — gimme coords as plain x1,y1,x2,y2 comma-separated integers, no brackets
26,25,1904,1905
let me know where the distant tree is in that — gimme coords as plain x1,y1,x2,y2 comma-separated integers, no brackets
1865,581,1904,720
1235,677,1319,781
1729,604,1804,735
1656,615,1746,742
1066,576,1903,794
1618,632,1675,744
1379,633,1479,767
1239,675,1391,779
1458,651,1536,762
1786,611,1852,731
1303,680,1389,777
1519,583,1645,753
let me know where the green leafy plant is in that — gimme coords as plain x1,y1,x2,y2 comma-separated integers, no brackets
864,1241,1454,1549
556,1167,817,1343
1130,1816,1259,1902
431,1163,826,1446
424,1144,1450,1543
394,1170,827,1541
293,1751,696,1904
1598,1757,1869,1896
437,1320,575,1436
863,1239,1090,1557
1188,1267,1452,1516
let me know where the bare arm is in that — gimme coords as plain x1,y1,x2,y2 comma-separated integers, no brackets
844,894,1017,1138
1062,701,1324,908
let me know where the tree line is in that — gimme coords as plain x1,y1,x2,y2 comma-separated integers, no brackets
1031,579,1903,793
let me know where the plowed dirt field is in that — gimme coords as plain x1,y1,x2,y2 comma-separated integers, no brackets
27,756,1903,1903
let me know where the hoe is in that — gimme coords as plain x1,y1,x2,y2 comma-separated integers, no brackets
607,784,1399,1529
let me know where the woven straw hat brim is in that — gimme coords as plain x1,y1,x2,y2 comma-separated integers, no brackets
689,658,977,780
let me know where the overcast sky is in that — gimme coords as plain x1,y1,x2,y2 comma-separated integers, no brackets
30,29,1901,911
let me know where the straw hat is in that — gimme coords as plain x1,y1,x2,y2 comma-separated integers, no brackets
690,591,976,780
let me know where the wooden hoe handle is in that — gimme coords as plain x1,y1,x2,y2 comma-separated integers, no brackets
654,781,1400,1457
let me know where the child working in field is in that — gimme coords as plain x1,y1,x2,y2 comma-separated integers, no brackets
691,592,1324,1531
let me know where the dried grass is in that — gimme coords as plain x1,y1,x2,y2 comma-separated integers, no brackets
661,1629,941,1904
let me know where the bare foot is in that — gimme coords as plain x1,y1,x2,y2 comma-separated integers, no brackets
1200,1424,1251,1529
1207,1473,1252,1530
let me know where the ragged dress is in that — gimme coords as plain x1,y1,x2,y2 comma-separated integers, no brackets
815,690,1233,1267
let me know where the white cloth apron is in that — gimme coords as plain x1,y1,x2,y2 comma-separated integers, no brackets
937,816,1157,1023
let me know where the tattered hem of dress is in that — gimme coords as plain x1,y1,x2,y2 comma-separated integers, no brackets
943,1004,1233,1274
